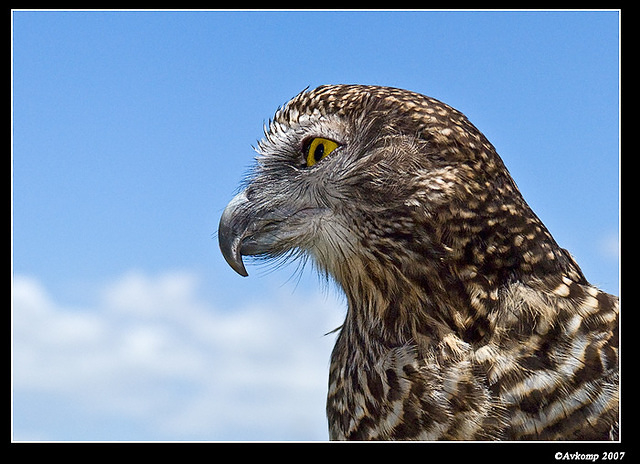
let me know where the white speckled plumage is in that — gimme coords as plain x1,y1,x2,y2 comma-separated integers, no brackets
219,85,619,440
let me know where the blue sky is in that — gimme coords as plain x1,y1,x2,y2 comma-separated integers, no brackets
12,10,620,441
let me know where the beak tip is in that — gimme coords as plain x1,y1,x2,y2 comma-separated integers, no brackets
232,260,249,277
219,239,250,277
218,228,250,277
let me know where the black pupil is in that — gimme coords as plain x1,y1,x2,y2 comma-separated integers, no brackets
313,143,325,162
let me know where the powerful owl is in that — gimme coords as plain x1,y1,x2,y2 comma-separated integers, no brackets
218,85,619,440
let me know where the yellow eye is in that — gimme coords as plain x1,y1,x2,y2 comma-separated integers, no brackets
305,137,339,167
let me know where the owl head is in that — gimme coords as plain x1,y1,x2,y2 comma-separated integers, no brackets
218,85,572,297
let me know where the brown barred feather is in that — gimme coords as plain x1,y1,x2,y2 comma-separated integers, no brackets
219,85,619,440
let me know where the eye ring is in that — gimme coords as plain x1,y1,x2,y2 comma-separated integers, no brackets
303,137,340,167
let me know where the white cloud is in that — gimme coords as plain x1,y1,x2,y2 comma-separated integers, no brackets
12,270,345,441
599,231,620,261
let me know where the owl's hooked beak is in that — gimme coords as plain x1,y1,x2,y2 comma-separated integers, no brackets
218,191,252,276
219,190,308,277
219,189,329,277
